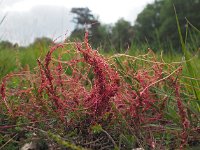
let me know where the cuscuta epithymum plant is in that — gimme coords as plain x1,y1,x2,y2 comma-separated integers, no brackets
0,32,198,149
110,51,192,149
0,32,121,149
0,32,120,125
76,32,120,118
34,32,120,124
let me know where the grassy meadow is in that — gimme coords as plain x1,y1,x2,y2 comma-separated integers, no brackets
0,30,200,150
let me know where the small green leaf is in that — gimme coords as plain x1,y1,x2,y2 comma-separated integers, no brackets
91,124,103,134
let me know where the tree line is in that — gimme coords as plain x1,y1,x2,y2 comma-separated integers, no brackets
0,0,199,52
69,0,200,52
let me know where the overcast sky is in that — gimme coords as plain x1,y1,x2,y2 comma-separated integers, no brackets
0,0,154,46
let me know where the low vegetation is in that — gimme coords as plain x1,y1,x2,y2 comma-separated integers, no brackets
0,0,199,149
0,32,199,149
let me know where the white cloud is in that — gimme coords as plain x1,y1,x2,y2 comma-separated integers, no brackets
2,0,154,23
0,5,73,45
0,0,155,45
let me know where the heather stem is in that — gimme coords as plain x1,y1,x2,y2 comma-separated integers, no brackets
1,78,13,116
174,81,190,149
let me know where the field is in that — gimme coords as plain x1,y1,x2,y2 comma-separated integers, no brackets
0,30,200,150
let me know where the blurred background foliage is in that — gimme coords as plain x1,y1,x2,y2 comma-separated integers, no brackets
0,0,199,53
69,0,200,52
0,0,200,79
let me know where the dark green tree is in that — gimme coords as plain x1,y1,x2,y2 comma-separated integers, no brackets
133,0,200,51
71,7,96,28
70,7,111,50
90,23,112,50
134,0,163,43
70,7,98,42
0,41,13,50
111,18,134,51
159,0,200,49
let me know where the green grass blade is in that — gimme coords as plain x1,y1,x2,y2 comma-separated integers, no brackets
174,6,200,107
